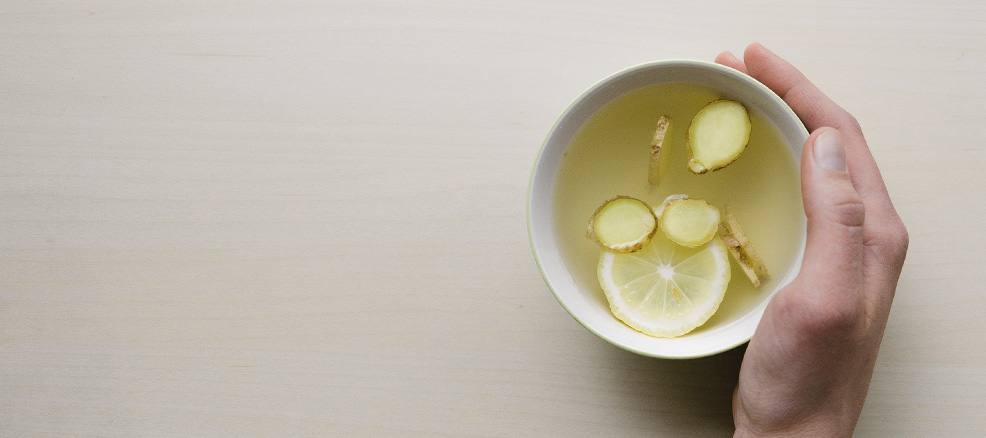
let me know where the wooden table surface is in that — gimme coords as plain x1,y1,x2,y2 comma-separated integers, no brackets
3,1,985,436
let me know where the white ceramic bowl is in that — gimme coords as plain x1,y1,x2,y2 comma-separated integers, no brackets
528,60,808,358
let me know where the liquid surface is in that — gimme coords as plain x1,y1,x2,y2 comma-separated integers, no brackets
553,82,805,334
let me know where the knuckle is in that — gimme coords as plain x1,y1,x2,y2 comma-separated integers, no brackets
828,195,867,230
827,105,863,134
803,297,862,335
869,216,910,263
842,113,863,134
888,220,909,255
776,288,862,336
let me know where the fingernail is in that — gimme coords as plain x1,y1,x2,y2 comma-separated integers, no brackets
813,129,847,172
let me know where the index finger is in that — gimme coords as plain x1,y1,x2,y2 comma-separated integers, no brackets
740,43,896,213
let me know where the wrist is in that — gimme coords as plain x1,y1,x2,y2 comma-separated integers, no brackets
734,413,856,438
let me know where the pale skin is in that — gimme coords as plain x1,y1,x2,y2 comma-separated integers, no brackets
714,44,910,437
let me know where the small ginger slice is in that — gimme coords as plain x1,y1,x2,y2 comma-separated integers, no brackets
586,196,657,253
648,116,673,186
720,206,769,286
686,100,751,174
658,198,720,247
722,235,761,287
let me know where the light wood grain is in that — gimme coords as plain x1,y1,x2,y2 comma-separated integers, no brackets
2,0,985,436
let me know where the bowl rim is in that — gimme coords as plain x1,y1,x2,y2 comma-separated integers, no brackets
527,59,809,359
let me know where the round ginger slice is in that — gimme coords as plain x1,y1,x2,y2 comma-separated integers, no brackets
659,198,720,248
587,196,657,253
653,193,689,219
687,100,752,174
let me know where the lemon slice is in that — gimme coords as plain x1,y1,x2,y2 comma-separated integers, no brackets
597,229,731,338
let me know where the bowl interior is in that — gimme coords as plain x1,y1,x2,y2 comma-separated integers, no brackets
529,60,808,358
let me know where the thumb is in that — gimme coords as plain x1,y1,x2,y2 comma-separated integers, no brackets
798,128,866,292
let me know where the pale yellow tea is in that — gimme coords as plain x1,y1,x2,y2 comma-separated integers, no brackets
553,82,805,334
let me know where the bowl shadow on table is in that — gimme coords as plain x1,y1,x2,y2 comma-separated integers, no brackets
600,341,747,435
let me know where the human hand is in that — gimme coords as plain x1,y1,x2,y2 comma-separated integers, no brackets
715,44,909,437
